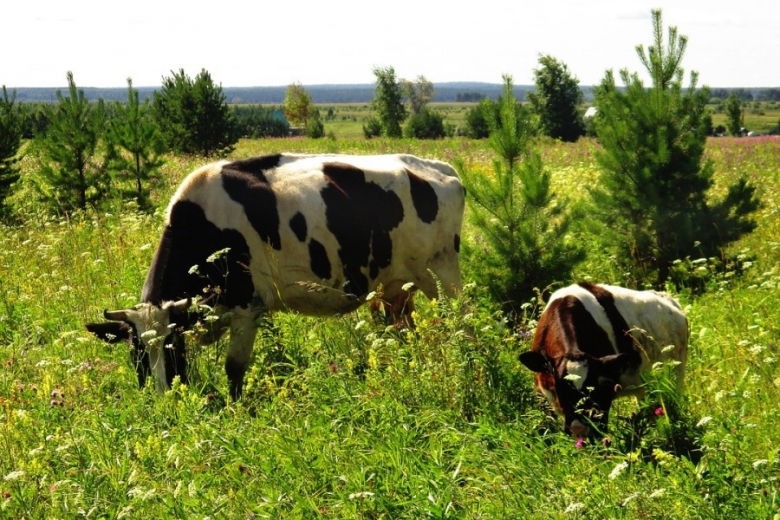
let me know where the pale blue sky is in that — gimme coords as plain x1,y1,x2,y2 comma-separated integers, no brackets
4,0,777,88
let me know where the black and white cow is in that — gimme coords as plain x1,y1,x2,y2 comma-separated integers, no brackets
519,282,688,438
86,153,465,399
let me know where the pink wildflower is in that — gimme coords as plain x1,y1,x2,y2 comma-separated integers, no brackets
655,407,664,416
575,437,585,449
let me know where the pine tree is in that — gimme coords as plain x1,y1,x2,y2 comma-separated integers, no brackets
35,72,109,213
107,78,165,209
457,76,585,317
591,10,759,287
0,86,24,218
152,69,237,157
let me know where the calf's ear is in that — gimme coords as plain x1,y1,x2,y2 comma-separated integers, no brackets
519,351,551,374
86,321,133,344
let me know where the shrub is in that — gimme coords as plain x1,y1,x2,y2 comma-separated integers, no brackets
362,116,382,139
404,107,445,139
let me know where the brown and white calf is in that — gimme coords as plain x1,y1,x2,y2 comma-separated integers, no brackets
86,153,465,399
519,282,688,438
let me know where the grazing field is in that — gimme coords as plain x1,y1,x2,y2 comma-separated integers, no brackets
2,136,780,518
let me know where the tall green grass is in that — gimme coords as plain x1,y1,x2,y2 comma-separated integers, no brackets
2,136,779,517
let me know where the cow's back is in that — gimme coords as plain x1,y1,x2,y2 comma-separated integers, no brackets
160,153,465,315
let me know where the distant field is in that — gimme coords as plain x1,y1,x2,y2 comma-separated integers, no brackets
313,102,780,140
312,103,474,139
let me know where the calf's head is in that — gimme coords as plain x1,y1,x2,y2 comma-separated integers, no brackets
519,349,641,438
86,299,194,393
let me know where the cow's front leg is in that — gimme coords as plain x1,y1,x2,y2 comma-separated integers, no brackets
226,313,259,400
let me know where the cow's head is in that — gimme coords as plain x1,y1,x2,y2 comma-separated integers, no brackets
519,349,641,438
86,299,194,393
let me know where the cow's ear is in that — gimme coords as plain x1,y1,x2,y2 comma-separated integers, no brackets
519,351,551,374
599,351,642,378
86,321,133,344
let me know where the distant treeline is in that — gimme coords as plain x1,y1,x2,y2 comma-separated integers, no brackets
11,83,535,104
10,83,779,105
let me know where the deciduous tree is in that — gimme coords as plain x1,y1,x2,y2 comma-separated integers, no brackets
283,82,313,127
526,55,584,142
402,75,434,115
724,93,744,136
371,66,407,138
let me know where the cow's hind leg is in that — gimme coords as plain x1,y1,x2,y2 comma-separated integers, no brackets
226,313,259,400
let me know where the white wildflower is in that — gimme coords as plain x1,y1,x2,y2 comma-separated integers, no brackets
141,330,159,341
753,459,769,469
621,492,640,507
696,416,712,427
609,461,629,480
349,491,375,499
649,488,666,498
4,470,24,481
206,248,231,263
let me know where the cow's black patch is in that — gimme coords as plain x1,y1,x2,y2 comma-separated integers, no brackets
454,233,460,254
557,295,615,359
290,212,307,242
223,154,283,183
142,200,253,309
406,169,439,223
578,282,633,354
221,163,282,250
321,163,404,296
309,238,331,280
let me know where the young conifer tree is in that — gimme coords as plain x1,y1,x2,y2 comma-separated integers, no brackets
591,10,759,287
35,71,109,213
457,75,585,318
106,78,165,209
152,69,237,157
0,86,24,219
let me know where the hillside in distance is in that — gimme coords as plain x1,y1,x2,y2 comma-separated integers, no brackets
12,82,542,104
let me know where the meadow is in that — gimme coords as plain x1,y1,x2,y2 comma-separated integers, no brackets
1,135,780,518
